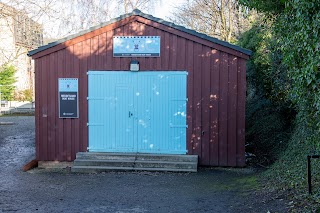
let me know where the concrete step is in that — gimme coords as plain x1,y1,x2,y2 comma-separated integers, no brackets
75,152,198,162
73,159,197,170
72,152,198,173
71,165,197,173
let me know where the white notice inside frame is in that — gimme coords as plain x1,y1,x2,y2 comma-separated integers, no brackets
113,36,160,57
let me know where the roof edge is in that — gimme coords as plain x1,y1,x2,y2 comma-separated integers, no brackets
28,9,252,57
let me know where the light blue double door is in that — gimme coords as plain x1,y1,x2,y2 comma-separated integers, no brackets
88,71,187,154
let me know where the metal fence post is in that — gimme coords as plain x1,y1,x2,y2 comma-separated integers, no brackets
308,155,320,194
308,155,312,194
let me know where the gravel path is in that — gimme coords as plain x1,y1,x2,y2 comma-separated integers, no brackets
0,116,288,213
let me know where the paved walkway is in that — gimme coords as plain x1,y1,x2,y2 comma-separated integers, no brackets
0,116,288,213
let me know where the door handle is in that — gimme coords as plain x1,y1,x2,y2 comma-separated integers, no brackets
129,111,133,118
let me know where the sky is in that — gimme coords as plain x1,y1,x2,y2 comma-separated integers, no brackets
154,0,186,20
0,0,188,39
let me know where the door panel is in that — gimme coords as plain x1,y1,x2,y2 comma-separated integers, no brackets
148,73,187,153
135,75,152,152
114,85,135,151
88,73,107,151
168,74,187,153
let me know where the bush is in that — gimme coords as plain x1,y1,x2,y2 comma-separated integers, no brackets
238,20,295,166
246,94,294,165
0,65,16,100
14,89,33,102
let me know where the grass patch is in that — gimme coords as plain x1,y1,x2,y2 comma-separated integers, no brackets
234,175,259,189
195,168,261,194
262,125,320,211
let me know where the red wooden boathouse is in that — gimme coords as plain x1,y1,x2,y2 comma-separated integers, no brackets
28,10,251,167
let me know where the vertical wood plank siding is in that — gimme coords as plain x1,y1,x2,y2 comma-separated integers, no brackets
34,20,247,166
34,56,40,160
210,49,220,165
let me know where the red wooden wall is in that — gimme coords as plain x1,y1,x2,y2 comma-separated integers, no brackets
32,15,248,166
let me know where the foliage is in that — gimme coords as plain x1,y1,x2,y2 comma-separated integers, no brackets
23,88,33,102
238,21,272,98
276,0,320,150
0,65,16,100
245,96,294,165
264,122,320,210
171,0,256,42
238,0,320,209
238,17,290,105
14,88,33,102
238,0,286,15
238,19,295,165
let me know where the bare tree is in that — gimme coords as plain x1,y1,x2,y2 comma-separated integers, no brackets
1,0,112,38
0,2,43,98
117,0,158,14
171,0,255,42
2,0,161,38
0,2,43,63
0,0,161,61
